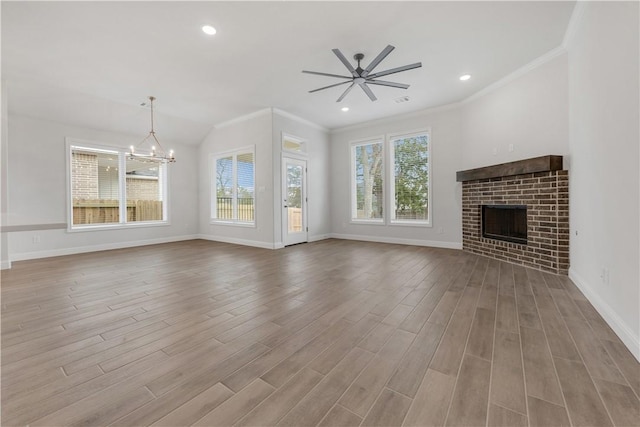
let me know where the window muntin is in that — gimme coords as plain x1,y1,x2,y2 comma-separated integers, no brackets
211,148,255,225
69,143,168,229
351,140,384,221
390,132,430,223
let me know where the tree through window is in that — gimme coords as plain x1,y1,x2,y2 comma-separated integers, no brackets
352,140,384,221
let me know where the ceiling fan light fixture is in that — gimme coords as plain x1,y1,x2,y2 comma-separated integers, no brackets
128,96,176,164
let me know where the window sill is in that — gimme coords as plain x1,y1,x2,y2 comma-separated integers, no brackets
68,221,170,232
390,220,432,227
350,219,385,225
209,220,256,228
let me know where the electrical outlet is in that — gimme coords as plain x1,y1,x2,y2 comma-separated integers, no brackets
437,227,444,234
600,267,610,285
32,235,41,244
508,144,514,152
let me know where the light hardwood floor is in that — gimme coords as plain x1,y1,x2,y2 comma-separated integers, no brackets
1,239,638,426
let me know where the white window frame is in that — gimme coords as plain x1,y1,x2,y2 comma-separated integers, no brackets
282,133,307,155
350,137,385,224
388,129,432,227
66,138,169,232
210,145,256,227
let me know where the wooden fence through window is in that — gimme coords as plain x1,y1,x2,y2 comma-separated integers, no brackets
73,199,163,224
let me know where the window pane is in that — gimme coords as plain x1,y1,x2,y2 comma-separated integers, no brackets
215,156,234,220
283,138,304,153
393,134,429,221
237,152,254,222
125,158,164,222
71,149,120,225
287,164,303,232
354,142,384,219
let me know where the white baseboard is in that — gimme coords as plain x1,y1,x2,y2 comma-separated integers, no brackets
569,267,640,362
1,259,11,270
196,234,276,250
309,234,331,243
9,235,199,263
329,233,463,250
274,242,285,249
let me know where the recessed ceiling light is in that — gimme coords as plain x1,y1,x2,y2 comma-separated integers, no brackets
341,107,349,112
202,25,217,35
459,74,471,81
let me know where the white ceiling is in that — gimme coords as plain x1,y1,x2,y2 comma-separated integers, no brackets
2,1,575,145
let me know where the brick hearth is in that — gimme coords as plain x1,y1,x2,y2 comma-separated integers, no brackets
458,156,569,274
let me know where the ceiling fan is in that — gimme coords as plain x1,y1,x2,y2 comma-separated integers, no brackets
303,45,422,102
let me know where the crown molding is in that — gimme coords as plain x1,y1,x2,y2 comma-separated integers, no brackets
461,46,567,106
213,108,271,130
562,1,587,49
272,108,329,133
330,101,461,135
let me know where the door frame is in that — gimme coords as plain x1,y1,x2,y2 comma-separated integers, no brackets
282,155,308,246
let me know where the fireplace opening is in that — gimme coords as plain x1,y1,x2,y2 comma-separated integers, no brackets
482,205,527,245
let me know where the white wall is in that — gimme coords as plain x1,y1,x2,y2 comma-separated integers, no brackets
5,114,199,261
330,106,463,248
1,81,9,268
271,111,331,246
566,2,640,359
460,53,570,170
198,110,275,248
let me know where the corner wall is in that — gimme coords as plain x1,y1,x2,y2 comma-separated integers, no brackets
271,111,331,246
460,53,570,170
566,1,640,359
197,110,275,248
4,115,199,262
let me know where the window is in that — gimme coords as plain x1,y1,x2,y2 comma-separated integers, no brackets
351,139,384,222
282,134,306,154
350,130,431,225
69,142,168,229
211,147,255,225
390,132,430,224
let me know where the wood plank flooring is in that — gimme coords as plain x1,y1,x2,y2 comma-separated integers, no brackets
2,239,638,426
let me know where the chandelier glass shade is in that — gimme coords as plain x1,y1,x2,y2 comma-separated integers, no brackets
128,96,176,164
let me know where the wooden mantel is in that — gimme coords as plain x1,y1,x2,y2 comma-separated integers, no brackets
456,155,563,182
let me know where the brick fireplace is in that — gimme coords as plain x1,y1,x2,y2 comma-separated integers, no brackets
457,156,569,274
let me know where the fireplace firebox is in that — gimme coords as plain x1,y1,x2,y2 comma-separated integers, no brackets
482,205,527,245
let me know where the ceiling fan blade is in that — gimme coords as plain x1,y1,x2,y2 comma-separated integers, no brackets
336,82,356,102
366,80,410,89
362,45,395,77
332,49,358,77
367,62,422,79
302,70,352,79
309,80,352,93
359,83,377,101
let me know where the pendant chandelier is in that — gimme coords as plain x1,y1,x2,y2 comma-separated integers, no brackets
128,96,175,163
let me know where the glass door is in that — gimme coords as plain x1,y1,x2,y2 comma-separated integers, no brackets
283,157,307,246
